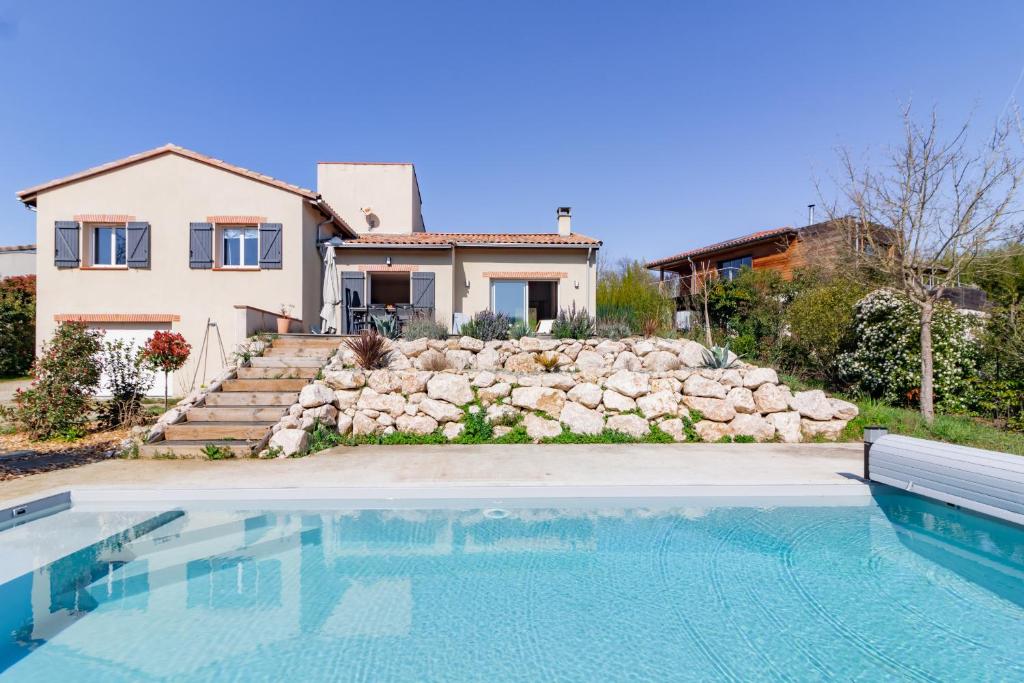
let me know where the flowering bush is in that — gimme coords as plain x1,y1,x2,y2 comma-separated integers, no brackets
839,289,977,411
98,339,154,429
0,275,36,377
9,321,103,439
140,331,191,408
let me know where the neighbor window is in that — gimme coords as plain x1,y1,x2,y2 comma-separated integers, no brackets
222,227,259,267
717,255,752,281
93,225,126,266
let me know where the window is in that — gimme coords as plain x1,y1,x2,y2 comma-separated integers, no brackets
717,255,752,281
93,225,126,266
369,271,411,306
222,227,259,268
491,280,527,322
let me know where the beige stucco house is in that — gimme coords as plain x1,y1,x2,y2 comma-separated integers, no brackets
17,144,600,394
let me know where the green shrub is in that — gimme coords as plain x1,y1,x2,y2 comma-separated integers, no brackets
9,322,103,440
706,268,797,366
783,279,867,385
839,289,978,411
597,260,674,335
508,319,533,340
454,402,493,442
0,275,36,377
459,311,510,341
97,339,154,429
403,314,449,340
595,318,632,340
551,303,596,339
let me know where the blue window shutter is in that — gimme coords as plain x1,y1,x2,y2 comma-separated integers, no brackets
54,221,80,268
127,222,150,268
259,223,283,269
411,272,435,309
341,271,365,334
189,222,213,269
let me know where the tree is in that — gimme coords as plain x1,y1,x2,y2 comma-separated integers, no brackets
141,331,191,410
0,275,36,376
828,107,1024,423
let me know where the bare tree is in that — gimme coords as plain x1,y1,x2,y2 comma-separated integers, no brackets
686,258,716,348
829,106,1024,422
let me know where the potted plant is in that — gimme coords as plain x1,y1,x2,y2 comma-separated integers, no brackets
277,304,294,334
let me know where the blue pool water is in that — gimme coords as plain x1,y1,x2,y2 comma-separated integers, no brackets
1,489,1022,681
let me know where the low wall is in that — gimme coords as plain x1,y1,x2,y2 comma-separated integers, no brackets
267,336,858,454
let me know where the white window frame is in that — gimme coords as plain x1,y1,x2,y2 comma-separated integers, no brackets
490,279,528,322
218,225,260,269
91,224,128,268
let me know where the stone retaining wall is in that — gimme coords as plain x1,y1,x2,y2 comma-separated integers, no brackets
267,336,858,456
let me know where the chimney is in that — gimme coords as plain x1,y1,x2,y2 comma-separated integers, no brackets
807,204,815,225
557,206,572,236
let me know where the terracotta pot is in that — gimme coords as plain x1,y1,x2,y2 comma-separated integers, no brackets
276,316,291,334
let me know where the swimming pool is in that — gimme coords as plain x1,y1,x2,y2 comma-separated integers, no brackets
1,488,1022,681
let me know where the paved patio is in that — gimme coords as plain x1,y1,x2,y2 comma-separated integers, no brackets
0,442,865,505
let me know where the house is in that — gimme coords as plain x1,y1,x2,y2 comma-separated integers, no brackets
17,144,600,394
0,244,36,278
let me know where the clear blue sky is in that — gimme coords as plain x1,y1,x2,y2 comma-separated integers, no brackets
1,0,1022,261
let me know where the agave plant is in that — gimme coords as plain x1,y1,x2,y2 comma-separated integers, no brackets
370,315,402,340
508,319,534,340
700,344,741,369
344,329,392,370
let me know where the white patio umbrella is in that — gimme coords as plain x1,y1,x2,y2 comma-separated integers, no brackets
319,244,340,333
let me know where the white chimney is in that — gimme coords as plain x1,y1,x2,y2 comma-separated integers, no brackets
557,206,572,236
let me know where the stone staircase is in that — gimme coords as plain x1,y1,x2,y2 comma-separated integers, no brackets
139,335,340,458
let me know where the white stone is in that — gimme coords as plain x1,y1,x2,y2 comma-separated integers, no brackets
486,403,518,424
729,414,775,441
445,349,475,371
288,403,304,418
418,397,464,423
510,386,566,418
753,383,790,413
801,419,848,441
632,340,655,356
602,389,637,412
742,367,779,389
367,369,402,394
695,420,733,442
396,414,439,435
720,369,743,387
608,351,640,371
387,351,412,370
475,347,501,370
524,412,563,440
678,341,708,368
830,398,859,420
605,370,650,398
682,374,727,399
270,429,308,457
336,414,353,436
541,373,576,391
567,382,603,408
442,422,465,440
594,340,625,355
323,369,365,390
472,370,497,388
357,388,407,417
459,336,485,352
636,390,679,419
560,401,605,435
376,413,394,427
651,377,682,394
398,370,432,395
477,382,512,404
768,411,802,443
519,336,559,352
682,396,736,422
642,350,680,372
607,414,650,438
725,386,757,414
788,390,835,421
493,425,513,438
303,403,338,426
426,373,474,406
415,349,449,371
299,382,335,408
398,338,428,357
505,352,541,373
659,418,688,442
574,350,605,372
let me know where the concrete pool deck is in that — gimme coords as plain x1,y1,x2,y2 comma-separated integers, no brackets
0,442,866,506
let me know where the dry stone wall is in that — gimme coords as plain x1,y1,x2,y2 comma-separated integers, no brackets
265,336,857,456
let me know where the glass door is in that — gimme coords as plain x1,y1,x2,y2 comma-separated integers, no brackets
491,280,527,322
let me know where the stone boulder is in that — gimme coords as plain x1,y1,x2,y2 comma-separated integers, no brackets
695,420,732,442
426,373,474,406
524,413,562,440
642,350,680,372
788,390,835,421
829,399,859,421
520,337,559,352
442,422,465,440
682,374,727,399
336,414,353,436
767,411,802,443
323,369,365,390
269,429,308,457
729,414,775,442
303,404,338,427
567,382,603,409
367,369,402,394
632,340,655,356
398,338,428,357
471,370,496,388
418,397,464,423
683,396,736,423
486,403,518,425
658,418,688,442
678,341,708,368
742,367,779,389
477,382,512,404
334,389,361,410
416,349,449,371
396,414,439,435
445,350,475,371
541,373,576,391
475,346,501,370
505,352,542,373
594,340,625,355
459,336,485,352
352,412,380,437
510,386,566,418
636,390,679,420
607,414,650,438
604,370,650,398
612,351,643,371
357,388,406,417
398,370,431,395
299,382,335,409
801,419,848,441
726,386,757,414
560,401,605,435
574,350,605,372
753,383,790,413
602,389,637,412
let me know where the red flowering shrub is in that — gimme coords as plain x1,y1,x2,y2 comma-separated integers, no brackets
9,321,103,439
141,331,191,373
0,274,36,377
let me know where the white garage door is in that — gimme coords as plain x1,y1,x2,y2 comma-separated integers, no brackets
90,323,173,398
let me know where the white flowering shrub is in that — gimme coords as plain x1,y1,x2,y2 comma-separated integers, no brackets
840,289,977,411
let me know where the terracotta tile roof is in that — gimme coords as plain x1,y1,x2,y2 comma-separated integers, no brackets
645,227,797,269
341,232,602,247
0,244,35,252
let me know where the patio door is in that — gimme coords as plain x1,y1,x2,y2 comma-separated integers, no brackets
491,280,527,322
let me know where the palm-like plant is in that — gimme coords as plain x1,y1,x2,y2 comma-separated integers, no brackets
344,330,392,369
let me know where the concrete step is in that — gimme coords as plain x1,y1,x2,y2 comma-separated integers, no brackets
237,366,320,380
165,421,275,441
271,338,340,348
138,440,256,459
205,391,298,406
262,348,334,358
221,378,309,392
187,406,289,422
250,357,326,368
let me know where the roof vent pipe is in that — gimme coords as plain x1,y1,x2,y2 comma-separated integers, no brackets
557,206,572,236
807,204,815,225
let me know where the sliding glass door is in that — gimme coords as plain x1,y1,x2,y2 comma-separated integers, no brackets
491,280,527,322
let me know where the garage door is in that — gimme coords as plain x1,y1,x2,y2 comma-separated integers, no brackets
89,323,173,398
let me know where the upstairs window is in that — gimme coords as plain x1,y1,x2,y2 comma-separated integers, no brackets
222,227,259,268
717,255,752,281
93,225,126,266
